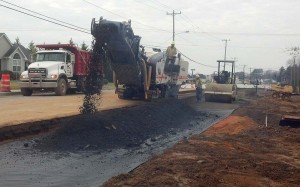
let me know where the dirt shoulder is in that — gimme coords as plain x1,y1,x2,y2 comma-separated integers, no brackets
102,94,300,186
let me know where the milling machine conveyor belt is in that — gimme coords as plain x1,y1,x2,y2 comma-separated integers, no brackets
91,18,143,86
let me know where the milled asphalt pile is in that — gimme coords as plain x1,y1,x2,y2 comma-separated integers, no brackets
34,98,219,153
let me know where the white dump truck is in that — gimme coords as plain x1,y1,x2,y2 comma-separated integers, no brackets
19,44,91,96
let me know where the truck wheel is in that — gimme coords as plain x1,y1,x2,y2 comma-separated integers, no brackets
123,88,134,99
145,91,152,101
161,86,167,98
21,88,33,96
55,79,67,96
272,92,279,99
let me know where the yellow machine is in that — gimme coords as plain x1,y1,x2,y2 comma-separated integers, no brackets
205,60,237,103
271,84,293,100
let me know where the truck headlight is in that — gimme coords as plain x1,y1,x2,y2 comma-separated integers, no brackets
51,74,58,79
20,74,28,79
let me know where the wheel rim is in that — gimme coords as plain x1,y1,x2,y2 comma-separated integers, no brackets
58,80,67,95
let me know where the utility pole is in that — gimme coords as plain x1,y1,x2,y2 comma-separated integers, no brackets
293,56,297,92
242,65,247,84
191,69,195,77
222,39,230,70
167,10,181,42
249,68,252,83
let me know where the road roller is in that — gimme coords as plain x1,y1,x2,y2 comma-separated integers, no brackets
205,60,237,103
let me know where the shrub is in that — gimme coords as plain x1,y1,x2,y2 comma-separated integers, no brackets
102,79,109,85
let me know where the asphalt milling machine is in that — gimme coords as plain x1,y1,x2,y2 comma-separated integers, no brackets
90,17,189,101
205,60,237,103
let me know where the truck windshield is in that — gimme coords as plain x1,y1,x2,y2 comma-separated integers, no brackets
36,53,65,62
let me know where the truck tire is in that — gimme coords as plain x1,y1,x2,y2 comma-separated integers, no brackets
21,88,33,96
55,79,67,96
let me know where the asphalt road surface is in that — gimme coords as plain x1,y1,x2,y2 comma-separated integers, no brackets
0,91,240,187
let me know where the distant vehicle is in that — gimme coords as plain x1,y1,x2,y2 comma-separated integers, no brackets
270,83,293,100
205,60,237,103
181,78,195,89
19,44,91,96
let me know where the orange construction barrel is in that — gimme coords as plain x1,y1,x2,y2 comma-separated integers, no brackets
0,74,11,92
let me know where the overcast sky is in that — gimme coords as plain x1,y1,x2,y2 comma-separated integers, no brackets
1,0,300,74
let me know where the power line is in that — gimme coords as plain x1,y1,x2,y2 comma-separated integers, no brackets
177,16,194,31
0,28,86,32
142,43,217,68
148,0,170,9
180,14,222,41
133,0,167,12
190,30,300,36
178,50,217,68
0,0,89,32
176,34,196,46
0,4,91,34
82,0,170,33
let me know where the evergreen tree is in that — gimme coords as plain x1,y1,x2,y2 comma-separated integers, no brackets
278,66,285,83
28,41,38,62
15,37,20,44
69,38,74,45
28,41,37,54
81,42,89,50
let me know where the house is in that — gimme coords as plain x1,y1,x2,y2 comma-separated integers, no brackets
0,33,31,76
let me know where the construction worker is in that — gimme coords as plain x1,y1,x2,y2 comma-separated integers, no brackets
195,74,203,102
166,41,177,65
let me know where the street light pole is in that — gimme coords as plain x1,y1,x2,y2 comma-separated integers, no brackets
191,69,195,77
176,30,189,35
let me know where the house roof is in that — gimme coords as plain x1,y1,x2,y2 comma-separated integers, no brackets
3,43,31,61
0,33,12,45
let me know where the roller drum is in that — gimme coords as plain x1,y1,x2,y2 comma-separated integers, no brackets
205,83,236,103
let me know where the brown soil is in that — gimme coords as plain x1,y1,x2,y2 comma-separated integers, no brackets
102,93,300,187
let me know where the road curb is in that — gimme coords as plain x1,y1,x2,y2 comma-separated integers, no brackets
0,117,70,142
0,90,21,96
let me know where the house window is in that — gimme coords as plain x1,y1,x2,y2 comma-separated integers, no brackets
13,53,21,73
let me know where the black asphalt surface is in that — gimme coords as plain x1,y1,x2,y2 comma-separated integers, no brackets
0,97,234,187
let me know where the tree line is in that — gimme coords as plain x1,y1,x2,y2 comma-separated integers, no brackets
235,47,300,92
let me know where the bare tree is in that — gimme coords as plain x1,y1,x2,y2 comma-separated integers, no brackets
286,46,300,92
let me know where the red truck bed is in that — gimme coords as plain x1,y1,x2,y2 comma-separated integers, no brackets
36,44,91,76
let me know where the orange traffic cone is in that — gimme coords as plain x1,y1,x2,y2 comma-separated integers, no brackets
0,74,11,92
